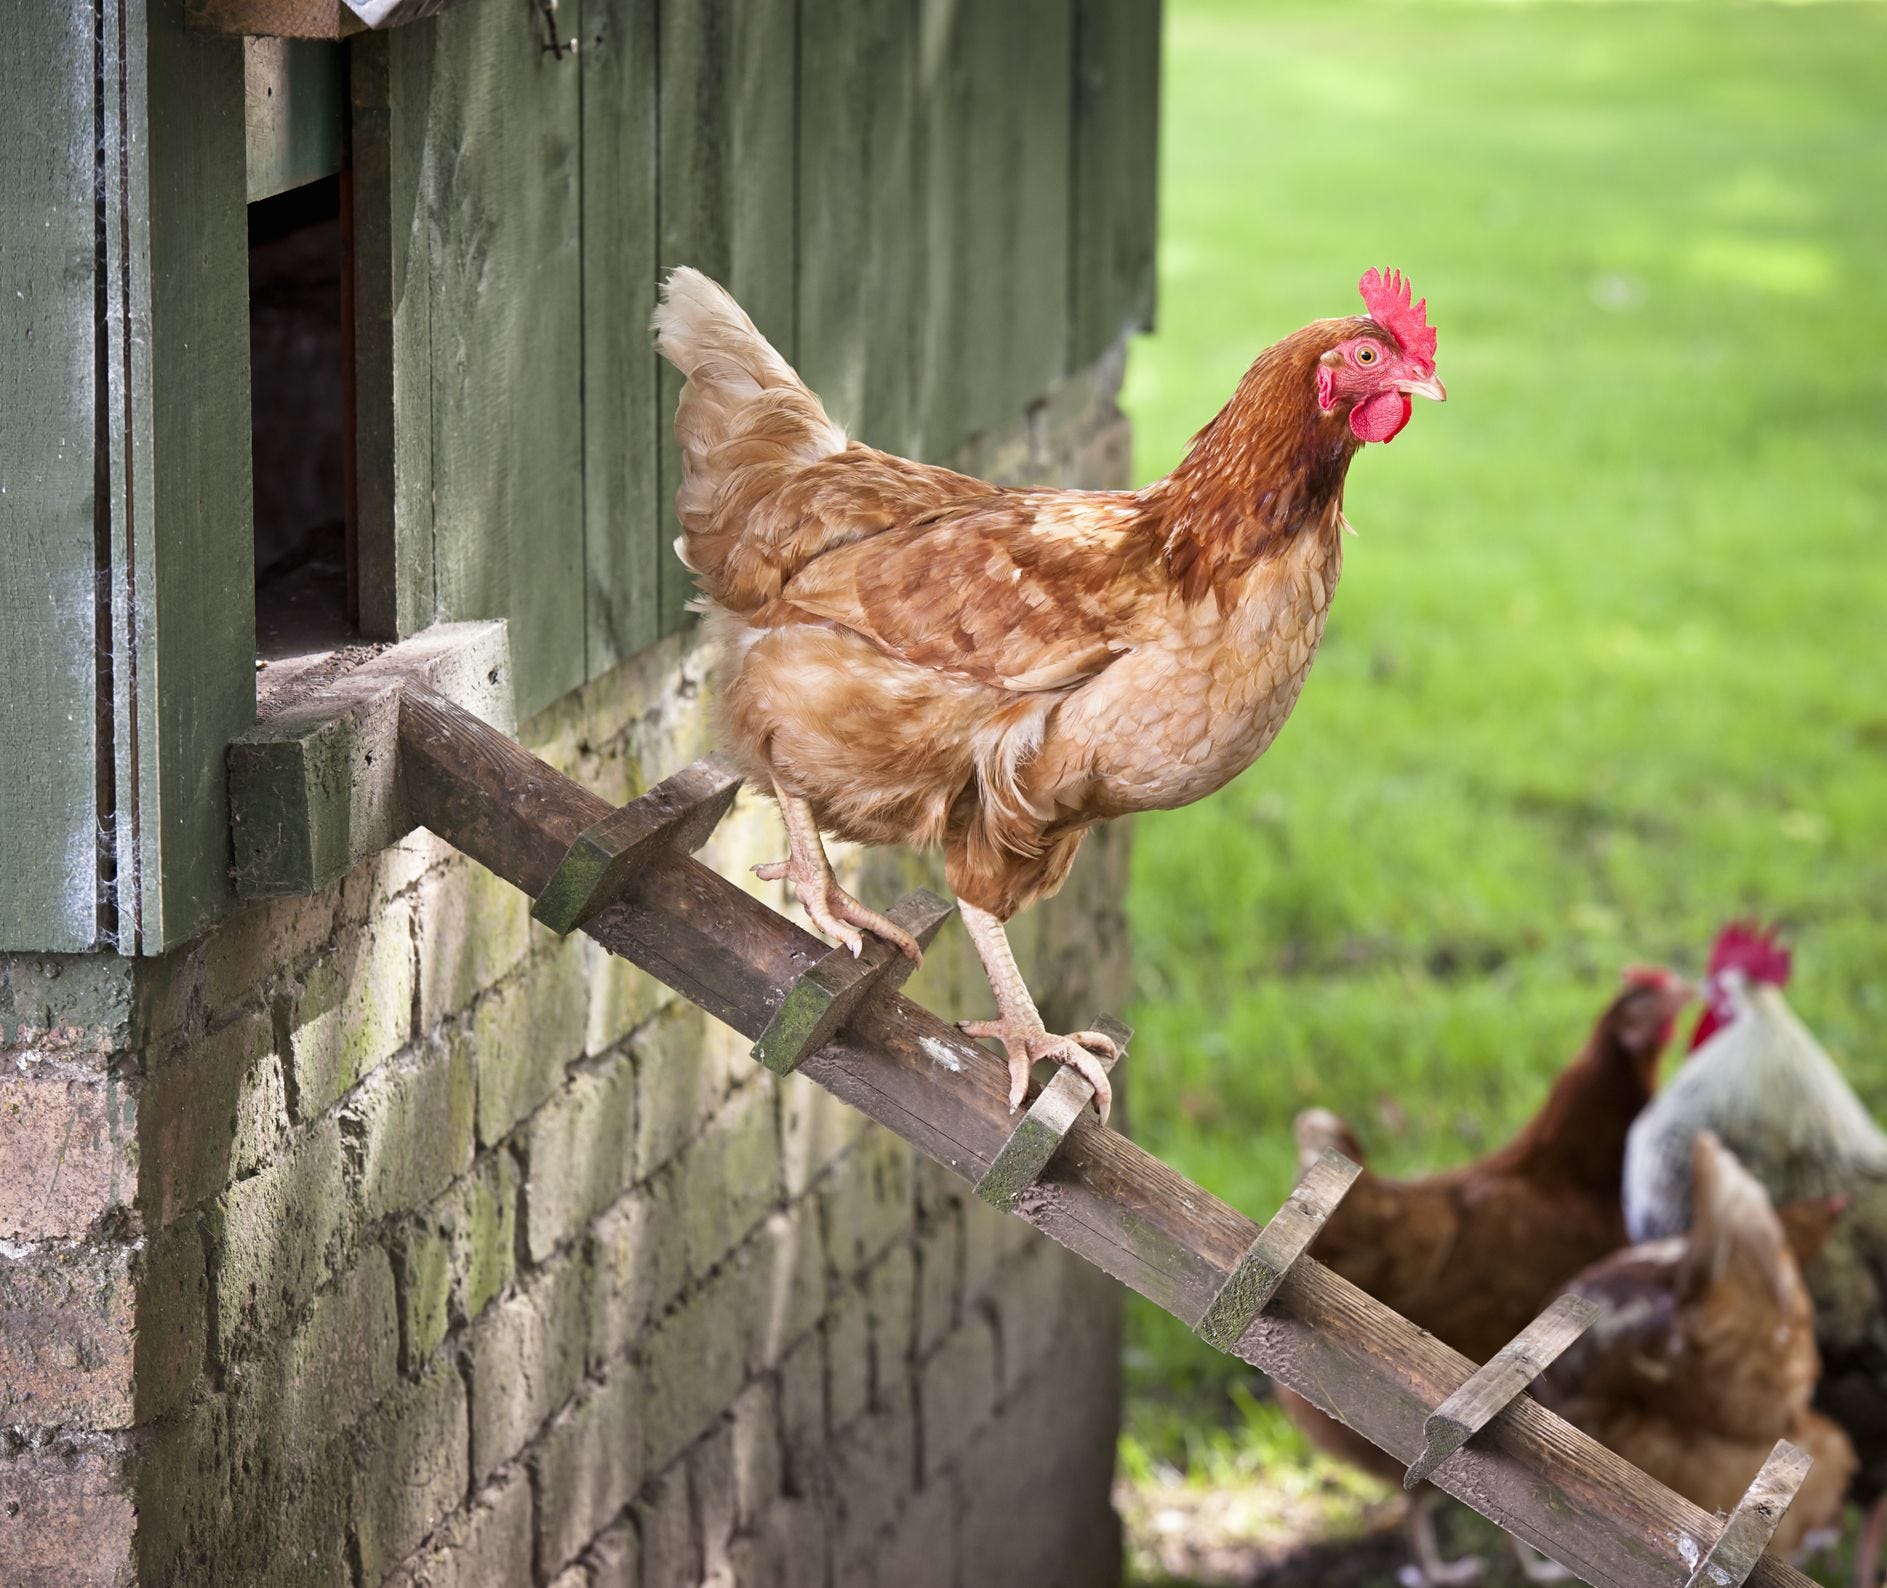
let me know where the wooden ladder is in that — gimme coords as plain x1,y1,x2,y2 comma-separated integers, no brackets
396,686,1818,1588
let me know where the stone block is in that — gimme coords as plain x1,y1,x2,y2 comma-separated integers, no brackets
738,1204,826,1373
415,857,534,1033
988,1242,1064,1392
680,1082,780,1276
863,1243,916,1407
819,1128,914,1281
384,1467,533,1588
829,1397,918,1575
778,1071,869,1200
914,1208,961,1355
2,953,135,1060
776,1331,826,1494
859,1472,961,1588
633,1467,698,1588
825,1287,870,1434
199,888,339,1020
583,934,669,1059
533,1368,642,1576
390,1217,451,1372
134,1214,208,1423
736,1498,827,1588
731,1378,782,1532
631,1001,725,1177
141,1008,285,1226
470,935,589,1148
0,1431,135,1586
0,1072,135,1240
209,1116,349,1354
346,1031,476,1222
918,1310,1000,1478
352,1357,470,1582
522,1052,637,1264
639,1261,746,1474
584,1520,640,1588
691,1416,738,1579
0,1238,134,1427
286,899,417,1119
451,1150,520,1326
589,1167,686,1368
466,1251,593,1482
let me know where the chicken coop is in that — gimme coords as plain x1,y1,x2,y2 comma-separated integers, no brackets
0,1,1155,1583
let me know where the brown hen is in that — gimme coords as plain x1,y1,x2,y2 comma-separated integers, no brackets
652,267,1444,1117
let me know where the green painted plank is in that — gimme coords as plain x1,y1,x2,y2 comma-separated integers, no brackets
106,0,257,952
656,0,798,635
0,3,105,951
425,0,586,717
581,0,662,675
796,0,921,456
1070,0,1160,368
243,37,344,202
351,22,438,641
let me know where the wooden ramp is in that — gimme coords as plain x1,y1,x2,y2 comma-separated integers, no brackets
395,686,1817,1588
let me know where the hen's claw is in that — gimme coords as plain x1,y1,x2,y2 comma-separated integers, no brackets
753,860,922,963
956,1017,1117,1122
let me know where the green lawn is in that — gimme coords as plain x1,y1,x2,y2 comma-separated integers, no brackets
1117,2,1887,1580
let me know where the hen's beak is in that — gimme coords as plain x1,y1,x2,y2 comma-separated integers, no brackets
1397,372,1447,402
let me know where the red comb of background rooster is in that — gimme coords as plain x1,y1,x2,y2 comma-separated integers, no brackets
1691,920,1793,1050
1358,268,1437,374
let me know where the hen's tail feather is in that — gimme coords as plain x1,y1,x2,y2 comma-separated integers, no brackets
653,269,847,610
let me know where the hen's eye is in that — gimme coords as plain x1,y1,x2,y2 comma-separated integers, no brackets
1356,345,1379,366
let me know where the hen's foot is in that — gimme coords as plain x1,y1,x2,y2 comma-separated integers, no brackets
753,858,922,963
956,1015,1117,1122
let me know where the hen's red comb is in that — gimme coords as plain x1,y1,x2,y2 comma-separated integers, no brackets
1707,920,1792,988
1358,268,1436,374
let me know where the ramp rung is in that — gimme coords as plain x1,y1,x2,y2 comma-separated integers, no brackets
974,1014,1131,1210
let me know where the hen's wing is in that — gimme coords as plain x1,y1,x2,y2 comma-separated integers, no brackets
770,488,1166,693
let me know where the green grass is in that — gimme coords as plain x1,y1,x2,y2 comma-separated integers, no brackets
1118,0,1887,1576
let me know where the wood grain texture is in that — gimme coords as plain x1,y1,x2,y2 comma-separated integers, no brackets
424,0,586,716
796,0,921,456
752,889,954,1077
393,697,1812,1588
0,1,105,951
1405,1293,1600,1490
242,36,343,200
656,0,798,634
975,1013,1131,1210
1684,1442,1813,1588
581,0,662,673
1195,1147,1360,1351
1070,0,1160,368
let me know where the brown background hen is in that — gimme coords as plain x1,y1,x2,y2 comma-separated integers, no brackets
652,265,1444,1118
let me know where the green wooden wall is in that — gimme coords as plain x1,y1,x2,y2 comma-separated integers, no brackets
0,0,1158,955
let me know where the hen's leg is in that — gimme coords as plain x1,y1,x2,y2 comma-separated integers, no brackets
956,900,1118,1122
1507,1540,1572,1583
1394,1492,1484,1588
755,795,921,961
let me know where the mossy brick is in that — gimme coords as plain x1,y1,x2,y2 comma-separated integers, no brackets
287,900,417,1118
346,1032,476,1222
778,1072,870,1200
384,1467,532,1588
914,1208,963,1355
133,1398,231,1585
583,933,670,1058
631,1000,726,1176
738,1204,826,1372
730,1379,783,1532
471,934,589,1147
0,952,135,1056
776,1331,826,1491
209,1115,349,1353
221,1432,355,1587
453,1150,520,1325
825,1287,870,1433
829,1398,918,1572
142,1007,286,1226
391,1217,451,1372
580,1520,640,1588
352,1356,470,1582
135,1214,208,1423
0,1071,135,1240
0,1431,135,1585
415,857,533,1032
0,1238,134,1426
691,1416,738,1578
533,1368,643,1576
681,1082,780,1276
640,1260,747,1473
863,1243,917,1407
731,1497,827,1588
338,827,452,929
199,888,340,1019
918,1310,1000,1477
466,1251,593,1482
590,1166,687,1367
521,1052,636,1264
633,1467,699,1588
819,1128,915,1281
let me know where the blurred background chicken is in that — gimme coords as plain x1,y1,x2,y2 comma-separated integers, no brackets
654,266,1444,1119
1274,965,1692,1584
1625,924,1887,1584
1541,1132,1857,1567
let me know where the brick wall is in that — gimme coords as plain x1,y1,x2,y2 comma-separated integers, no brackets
0,350,1133,1588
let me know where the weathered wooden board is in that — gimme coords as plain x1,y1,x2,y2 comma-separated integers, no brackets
394,694,1820,1588
581,0,663,675
0,2,106,951
186,0,463,36
101,0,257,953
350,21,438,641
1684,1441,1813,1588
655,0,798,634
424,0,587,717
243,37,344,201
1070,0,1160,369
796,0,921,455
